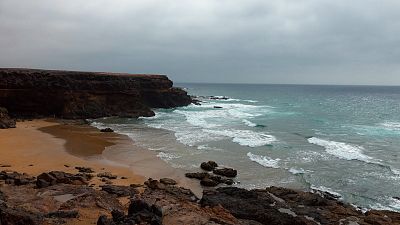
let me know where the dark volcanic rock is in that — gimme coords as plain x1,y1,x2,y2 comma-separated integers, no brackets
200,161,218,171
0,171,35,186
0,107,16,129
0,68,192,119
213,168,237,178
200,178,219,187
97,172,117,179
185,172,209,180
101,185,138,197
159,178,177,185
45,210,79,218
75,166,94,173
100,128,114,133
36,171,89,188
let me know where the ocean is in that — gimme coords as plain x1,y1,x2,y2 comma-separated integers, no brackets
92,83,400,211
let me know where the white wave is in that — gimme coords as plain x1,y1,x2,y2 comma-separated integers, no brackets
90,121,108,130
156,152,181,161
197,145,222,151
289,168,306,175
204,129,276,147
175,130,224,146
310,185,342,198
242,119,257,127
380,122,400,131
247,152,280,168
308,137,373,162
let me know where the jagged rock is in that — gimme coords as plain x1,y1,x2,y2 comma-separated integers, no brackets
159,178,177,185
0,171,35,186
97,172,117,179
213,168,237,178
75,166,94,173
101,185,138,197
0,68,192,119
100,128,114,133
36,171,88,188
200,161,218,171
0,107,16,129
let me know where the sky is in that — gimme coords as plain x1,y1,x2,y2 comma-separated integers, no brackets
1,0,400,85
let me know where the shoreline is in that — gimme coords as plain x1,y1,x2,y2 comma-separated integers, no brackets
0,119,201,195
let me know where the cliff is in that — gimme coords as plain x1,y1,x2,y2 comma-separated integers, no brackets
0,68,192,119
0,107,16,129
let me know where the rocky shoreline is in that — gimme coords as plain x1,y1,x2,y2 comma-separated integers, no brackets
1,163,400,225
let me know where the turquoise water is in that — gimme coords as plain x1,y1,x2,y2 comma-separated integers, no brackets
93,84,400,211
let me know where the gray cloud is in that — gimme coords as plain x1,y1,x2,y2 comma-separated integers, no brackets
1,0,400,85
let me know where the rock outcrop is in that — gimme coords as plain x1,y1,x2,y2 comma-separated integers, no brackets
0,107,16,129
0,68,192,119
1,170,400,225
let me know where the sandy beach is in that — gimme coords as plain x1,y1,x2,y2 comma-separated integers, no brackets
0,119,200,194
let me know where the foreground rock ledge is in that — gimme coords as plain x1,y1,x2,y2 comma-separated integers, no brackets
0,68,192,119
1,171,400,225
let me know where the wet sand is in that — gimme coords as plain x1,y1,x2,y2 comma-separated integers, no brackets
0,119,201,195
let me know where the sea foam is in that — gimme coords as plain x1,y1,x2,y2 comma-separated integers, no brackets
308,137,373,163
247,152,280,168
205,129,276,147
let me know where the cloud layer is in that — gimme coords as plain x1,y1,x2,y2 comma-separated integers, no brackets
1,0,400,84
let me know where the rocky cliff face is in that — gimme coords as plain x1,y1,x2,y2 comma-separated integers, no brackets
0,68,192,119
0,107,16,129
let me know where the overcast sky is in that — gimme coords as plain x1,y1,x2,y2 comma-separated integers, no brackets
1,0,400,85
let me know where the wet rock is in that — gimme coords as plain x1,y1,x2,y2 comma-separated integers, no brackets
75,166,94,173
101,185,138,197
213,168,237,178
210,96,229,100
200,178,219,187
185,172,208,180
159,178,177,185
97,172,117,179
200,161,218,171
100,128,114,133
213,106,223,109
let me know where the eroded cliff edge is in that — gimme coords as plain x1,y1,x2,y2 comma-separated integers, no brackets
0,68,192,119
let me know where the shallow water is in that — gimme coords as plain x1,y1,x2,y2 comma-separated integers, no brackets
92,83,400,211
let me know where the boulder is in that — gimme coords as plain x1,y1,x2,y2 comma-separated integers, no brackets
200,161,218,171
36,171,89,188
159,178,177,185
100,128,114,133
213,168,237,178
185,172,209,180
